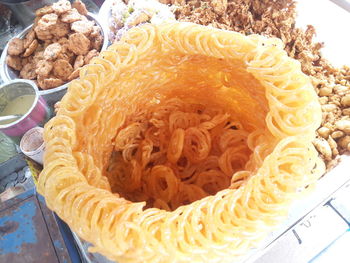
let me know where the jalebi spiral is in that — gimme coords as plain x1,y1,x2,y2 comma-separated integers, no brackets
38,22,325,263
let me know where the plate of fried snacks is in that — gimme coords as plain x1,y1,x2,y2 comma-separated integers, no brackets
0,0,108,94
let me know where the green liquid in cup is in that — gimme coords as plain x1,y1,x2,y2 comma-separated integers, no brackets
0,94,36,125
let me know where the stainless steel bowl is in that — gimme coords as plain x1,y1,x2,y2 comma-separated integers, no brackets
0,12,109,97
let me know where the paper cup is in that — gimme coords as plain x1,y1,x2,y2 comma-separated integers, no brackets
20,127,45,165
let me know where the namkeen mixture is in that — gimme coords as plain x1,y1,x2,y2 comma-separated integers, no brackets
6,0,103,90
108,0,175,41
168,0,350,169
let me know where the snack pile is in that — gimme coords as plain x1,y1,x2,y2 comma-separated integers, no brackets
171,0,350,168
38,22,325,263
6,0,103,90
107,0,175,41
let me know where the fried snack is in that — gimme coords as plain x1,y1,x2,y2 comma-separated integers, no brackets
38,23,324,263
20,63,36,79
67,68,80,81
23,39,38,57
23,29,36,49
53,59,73,80
37,75,64,90
61,8,82,23
35,25,53,41
52,21,70,37
6,56,22,71
84,49,99,64
44,43,62,60
68,33,90,55
35,5,54,17
36,60,53,77
173,0,350,168
91,34,103,50
37,13,58,30
73,55,84,70
6,0,104,90
72,0,88,16
52,0,71,14
8,38,24,56
71,20,94,35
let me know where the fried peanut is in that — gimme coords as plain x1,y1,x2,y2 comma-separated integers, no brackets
8,38,24,56
313,138,332,161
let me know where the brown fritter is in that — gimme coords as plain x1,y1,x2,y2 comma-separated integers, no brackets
37,13,58,30
53,59,74,80
36,60,53,77
90,26,101,38
74,55,85,70
21,56,33,67
52,20,71,37
23,29,36,49
35,5,54,17
67,68,80,81
23,39,38,57
91,33,103,50
52,0,71,14
37,75,64,90
44,43,62,60
8,38,24,56
32,50,45,64
6,55,23,71
68,33,90,55
20,63,37,80
84,49,99,64
35,25,53,41
72,0,88,16
35,13,58,41
71,19,94,36
61,8,82,23
58,37,69,46
57,50,76,65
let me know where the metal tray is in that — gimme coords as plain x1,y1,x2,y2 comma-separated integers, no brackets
0,13,109,97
